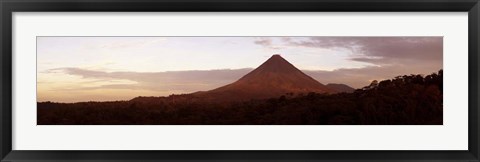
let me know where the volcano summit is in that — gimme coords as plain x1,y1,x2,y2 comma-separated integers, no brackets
195,54,336,101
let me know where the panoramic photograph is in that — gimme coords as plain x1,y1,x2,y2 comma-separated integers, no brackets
37,36,443,125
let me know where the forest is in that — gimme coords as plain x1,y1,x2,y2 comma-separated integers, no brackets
37,70,443,125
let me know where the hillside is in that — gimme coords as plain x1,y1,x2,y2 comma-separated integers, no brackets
37,70,443,125
326,83,355,93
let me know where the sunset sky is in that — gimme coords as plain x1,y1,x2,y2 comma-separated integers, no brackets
37,37,443,102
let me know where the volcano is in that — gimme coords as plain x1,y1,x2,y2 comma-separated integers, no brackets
195,54,336,101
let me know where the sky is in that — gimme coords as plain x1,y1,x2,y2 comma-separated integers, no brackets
37,36,443,102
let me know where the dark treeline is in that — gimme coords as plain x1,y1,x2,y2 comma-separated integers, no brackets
38,70,443,125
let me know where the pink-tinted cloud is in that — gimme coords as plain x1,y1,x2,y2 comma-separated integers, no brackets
46,68,252,93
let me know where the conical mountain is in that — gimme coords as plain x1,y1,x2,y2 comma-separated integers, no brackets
195,54,336,101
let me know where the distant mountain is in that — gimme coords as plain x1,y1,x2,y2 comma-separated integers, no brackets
194,54,336,101
326,83,355,93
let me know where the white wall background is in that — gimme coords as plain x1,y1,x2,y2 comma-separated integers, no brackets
12,12,468,150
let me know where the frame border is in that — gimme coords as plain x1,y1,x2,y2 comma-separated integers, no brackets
1,0,479,161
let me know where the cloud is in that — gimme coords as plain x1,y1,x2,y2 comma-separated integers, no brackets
45,68,253,93
305,63,442,88
252,37,442,68
253,38,272,47
253,37,284,50
283,37,443,66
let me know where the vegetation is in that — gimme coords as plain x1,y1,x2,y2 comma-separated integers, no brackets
38,70,443,125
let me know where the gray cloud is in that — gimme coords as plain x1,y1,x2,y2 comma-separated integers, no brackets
253,37,443,67
285,37,443,65
253,38,272,47
253,37,284,50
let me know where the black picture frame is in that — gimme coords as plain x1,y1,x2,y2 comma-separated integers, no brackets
1,0,479,161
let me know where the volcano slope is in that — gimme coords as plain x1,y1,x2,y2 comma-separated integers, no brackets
194,54,336,102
